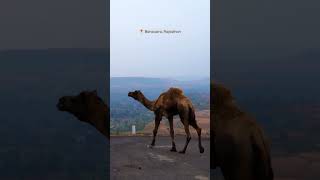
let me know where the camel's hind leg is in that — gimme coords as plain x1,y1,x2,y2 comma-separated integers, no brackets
168,116,177,152
180,123,191,154
150,115,161,147
179,112,191,154
190,122,204,153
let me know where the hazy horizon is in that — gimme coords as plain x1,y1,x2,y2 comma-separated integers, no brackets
110,75,210,80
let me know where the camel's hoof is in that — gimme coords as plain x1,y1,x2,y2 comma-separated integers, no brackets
179,150,186,154
170,147,177,152
147,145,154,149
199,147,204,153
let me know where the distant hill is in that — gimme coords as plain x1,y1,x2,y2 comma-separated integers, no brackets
111,77,209,93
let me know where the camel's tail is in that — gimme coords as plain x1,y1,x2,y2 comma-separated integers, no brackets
251,126,274,180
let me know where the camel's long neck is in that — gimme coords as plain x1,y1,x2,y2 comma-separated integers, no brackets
88,105,109,139
139,94,155,111
213,103,242,121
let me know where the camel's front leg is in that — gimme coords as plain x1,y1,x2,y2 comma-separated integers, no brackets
168,116,177,152
150,115,161,147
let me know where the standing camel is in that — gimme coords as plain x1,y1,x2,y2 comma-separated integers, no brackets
57,90,109,139
211,83,273,180
128,87,204,154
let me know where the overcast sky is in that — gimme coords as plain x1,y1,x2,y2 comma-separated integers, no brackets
110,0,210,78
0,0,108,49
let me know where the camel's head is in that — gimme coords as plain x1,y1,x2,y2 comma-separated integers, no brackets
128,90,143,101
211,83,234,108
57,90,101,122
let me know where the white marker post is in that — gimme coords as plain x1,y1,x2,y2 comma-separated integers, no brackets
132,125,136,135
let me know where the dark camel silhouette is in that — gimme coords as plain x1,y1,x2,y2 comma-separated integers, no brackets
128,87,204,154
57,90,109,139
211,83,273,180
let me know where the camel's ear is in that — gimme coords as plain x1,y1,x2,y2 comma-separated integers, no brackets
92,90,98,95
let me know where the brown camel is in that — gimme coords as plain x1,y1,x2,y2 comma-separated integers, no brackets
211,83,273,180
128,87,204,154
57,90,109,139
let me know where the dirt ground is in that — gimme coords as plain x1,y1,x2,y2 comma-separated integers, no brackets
110,136,210,180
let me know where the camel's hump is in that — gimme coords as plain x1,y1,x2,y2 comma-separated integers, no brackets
167,87,184,95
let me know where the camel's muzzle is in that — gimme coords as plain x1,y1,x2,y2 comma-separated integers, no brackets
57,97,67,111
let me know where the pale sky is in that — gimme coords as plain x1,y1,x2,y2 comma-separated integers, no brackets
110,0,210,78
